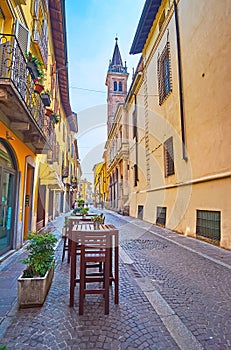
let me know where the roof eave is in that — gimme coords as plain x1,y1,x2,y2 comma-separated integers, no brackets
130,0,162,55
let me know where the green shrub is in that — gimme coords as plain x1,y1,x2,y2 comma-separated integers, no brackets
22,231,57,278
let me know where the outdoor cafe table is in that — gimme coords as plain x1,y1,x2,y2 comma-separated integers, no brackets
69,223,119,307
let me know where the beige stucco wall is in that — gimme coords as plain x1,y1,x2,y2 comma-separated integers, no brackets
128,0,231,249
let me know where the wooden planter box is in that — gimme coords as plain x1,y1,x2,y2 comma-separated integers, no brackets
18,266,54,308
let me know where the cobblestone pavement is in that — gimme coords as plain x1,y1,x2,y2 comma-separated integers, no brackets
0,210,231,349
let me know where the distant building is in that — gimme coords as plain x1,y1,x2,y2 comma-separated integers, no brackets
78,178,92,204
93,162,107,209
104,38,130,214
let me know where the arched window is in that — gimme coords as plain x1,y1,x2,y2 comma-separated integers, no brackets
119,81,122,91
113,81,117,91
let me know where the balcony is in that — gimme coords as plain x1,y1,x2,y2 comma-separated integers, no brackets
0,34,53,152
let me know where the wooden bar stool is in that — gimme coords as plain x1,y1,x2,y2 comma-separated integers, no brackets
79,231,111,315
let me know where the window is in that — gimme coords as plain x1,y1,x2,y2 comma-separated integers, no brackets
134,164,138,186
113,81,117,91
164,137,174,177
196,210,221,242
156,207,167,226
119,81,122,91
157,42,172,105
137,205,143,220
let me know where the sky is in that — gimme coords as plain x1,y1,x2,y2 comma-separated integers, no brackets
65,0,145,184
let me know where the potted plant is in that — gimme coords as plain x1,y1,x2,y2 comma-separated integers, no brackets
18,231,58,308
50,113,59,124
91,213,105,229
25,51,43,81
41,90,51,106
79,207,89,216
45,108,53,117
77,199,85,207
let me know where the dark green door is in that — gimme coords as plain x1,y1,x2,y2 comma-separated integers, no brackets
0,142,16,255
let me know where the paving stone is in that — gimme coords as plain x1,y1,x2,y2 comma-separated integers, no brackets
0,212,231,349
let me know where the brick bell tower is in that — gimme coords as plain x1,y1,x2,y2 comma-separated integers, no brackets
105,37,129,135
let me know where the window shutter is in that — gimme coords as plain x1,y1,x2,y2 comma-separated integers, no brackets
14,19,30,56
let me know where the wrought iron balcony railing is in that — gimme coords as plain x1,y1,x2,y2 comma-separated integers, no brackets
0,33,53,152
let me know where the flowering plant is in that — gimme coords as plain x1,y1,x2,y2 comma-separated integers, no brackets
41,89,51,97
26,51,44,83
51,113,59,123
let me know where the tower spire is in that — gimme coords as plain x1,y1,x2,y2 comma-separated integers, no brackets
108,37,127,73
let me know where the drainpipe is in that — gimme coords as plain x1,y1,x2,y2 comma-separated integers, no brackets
174,0,187,161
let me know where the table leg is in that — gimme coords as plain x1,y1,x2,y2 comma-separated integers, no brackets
70,240,76,307
115,235,119,304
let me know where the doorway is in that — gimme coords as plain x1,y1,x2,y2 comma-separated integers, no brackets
0,141,16,255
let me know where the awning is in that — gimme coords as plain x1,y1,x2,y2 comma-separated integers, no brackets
39,163,64,191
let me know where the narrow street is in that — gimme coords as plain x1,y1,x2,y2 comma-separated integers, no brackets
0,210,231,350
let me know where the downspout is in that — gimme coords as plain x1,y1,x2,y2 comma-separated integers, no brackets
174,0,187,161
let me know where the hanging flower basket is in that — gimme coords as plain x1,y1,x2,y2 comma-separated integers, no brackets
45,108,53,117
50,113,59,124
26,52,44,82
41,92,51,107
26,61,40,80
34,83,44,94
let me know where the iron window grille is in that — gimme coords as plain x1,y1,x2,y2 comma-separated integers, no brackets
196,210,221,242
133,109,137,139
157,42,172,105
134,164,138,187
156,206,167,226
164,137,175,177
138,205,143,220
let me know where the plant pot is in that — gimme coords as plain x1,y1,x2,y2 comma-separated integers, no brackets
34,83,44,94
45,108,53,117
50,114,59,124
27,61,40,80
41,93,51,107
18,265,54,308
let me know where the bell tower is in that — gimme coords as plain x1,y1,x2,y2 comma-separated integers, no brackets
105,37,129,135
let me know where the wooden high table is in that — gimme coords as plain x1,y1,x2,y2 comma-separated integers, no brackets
69,223,119,308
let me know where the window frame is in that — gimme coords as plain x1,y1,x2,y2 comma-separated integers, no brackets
164,136,175,177
196,210,221,242
157,42,172,105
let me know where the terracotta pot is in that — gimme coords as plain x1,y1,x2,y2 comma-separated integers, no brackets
45,108,53,117
34,83,44,94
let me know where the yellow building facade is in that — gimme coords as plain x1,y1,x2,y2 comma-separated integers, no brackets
93,161,107,209
0,0,78,257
